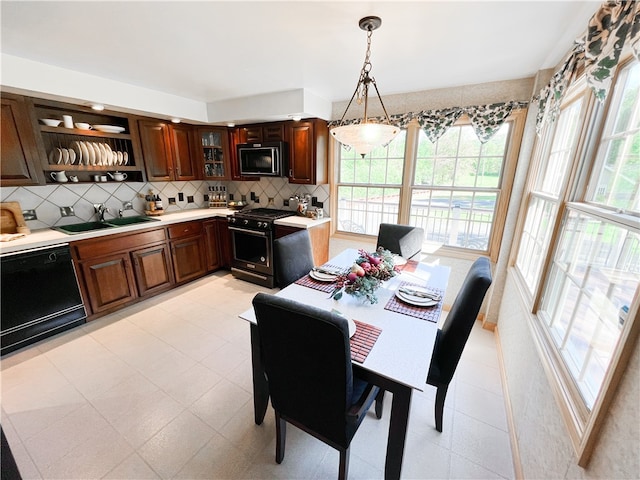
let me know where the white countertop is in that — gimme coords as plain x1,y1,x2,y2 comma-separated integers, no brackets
0,208,332,254
0,208,236,254
274,215,331,228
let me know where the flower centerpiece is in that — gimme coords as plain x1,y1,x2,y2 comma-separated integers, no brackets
330,248,398,304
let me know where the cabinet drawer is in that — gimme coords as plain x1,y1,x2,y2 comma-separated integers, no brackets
73,228,167,259
168,221,203,239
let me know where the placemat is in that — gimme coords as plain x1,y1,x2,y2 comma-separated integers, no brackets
396,259,419,273
384,281,444,323
294,264,342,293
350,320,382,363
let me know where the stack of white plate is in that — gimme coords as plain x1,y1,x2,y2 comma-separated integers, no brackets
57,142,129,166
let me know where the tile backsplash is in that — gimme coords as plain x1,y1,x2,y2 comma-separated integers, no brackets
0,178,330,230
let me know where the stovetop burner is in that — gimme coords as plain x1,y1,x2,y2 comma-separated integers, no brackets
233,208,296,220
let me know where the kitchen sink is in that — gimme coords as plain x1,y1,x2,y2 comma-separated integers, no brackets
53,221,116,234
106,215,161,226
53,216,160,234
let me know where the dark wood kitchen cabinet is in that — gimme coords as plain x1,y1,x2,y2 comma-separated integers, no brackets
72,228,173,317
0,94,44,186
216,217,233,268
238,123,285,143
286,119,328,185
138,120,198,181
80,252,138,314
197,127,230,180
203,219,221,271
168,221,206,283
131,243,174,296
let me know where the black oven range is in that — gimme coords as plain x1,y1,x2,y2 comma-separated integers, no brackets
228,208,296,288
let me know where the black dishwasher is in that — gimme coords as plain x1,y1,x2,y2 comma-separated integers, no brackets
1,244,86,355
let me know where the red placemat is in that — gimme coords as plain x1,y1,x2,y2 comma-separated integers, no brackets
350,320,382,363
384,282,444,323
294,264,342,293
395,259,419,273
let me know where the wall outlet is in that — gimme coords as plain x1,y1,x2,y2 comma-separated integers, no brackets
168,197,177,205
254,197,260,204
187,195,194,203
241,195,247,202
311,196,317,206
283,199,289,207
22,209,37,221
316,201,324,208
178,192,184,202
59,206,75,217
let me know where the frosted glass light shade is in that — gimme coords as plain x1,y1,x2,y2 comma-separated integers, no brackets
331,123,399,157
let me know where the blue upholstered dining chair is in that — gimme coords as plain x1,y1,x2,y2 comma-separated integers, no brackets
426,257,492,432
274,229,315,287
252,293,384,480
376,223,425,260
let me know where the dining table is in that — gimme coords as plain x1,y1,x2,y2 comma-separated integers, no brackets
238,248,450,480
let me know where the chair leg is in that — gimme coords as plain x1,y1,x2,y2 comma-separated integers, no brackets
275,412,286,464
375,389,385,419
434,384,449,433
338,446,350,480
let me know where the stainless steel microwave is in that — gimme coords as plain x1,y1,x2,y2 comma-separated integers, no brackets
237,141,287,177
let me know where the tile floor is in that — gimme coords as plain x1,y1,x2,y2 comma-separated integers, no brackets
1,253,514,479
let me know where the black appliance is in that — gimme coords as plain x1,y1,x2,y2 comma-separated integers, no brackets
237,141,287,177
1,244,86,355
228,208,296,287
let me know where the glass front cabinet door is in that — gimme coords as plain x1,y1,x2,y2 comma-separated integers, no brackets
198,128,230,180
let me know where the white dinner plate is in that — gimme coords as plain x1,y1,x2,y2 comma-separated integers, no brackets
92,125,125,133
331,309,356,338
395,287,439,307
310,270,338,282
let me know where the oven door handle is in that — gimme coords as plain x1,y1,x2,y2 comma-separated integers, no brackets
228,226,270,237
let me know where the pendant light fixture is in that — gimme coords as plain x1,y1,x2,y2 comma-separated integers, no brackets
330,16,399,157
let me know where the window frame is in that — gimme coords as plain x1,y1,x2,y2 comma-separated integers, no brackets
512,54,640,466
331,113,526,261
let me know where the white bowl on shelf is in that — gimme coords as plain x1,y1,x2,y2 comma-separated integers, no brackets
40,118,61,127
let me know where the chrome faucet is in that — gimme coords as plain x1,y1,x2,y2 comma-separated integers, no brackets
94,203,109,222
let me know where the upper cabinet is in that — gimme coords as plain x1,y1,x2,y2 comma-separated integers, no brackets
238,123,285,144
231,118,328,185
286,119,328,185
196,127,230,180
138,120,198,182
30,98,145,184
0,94,44,186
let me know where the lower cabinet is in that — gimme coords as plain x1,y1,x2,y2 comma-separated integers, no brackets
203,219,221,271
80,252,138,314
131,243,174,296
72,217,228,319
216,217,233,269
274,221,330,266
170,236,206,283
168,221,206,283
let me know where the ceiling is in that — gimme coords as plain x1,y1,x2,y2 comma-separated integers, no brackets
0,1,600,123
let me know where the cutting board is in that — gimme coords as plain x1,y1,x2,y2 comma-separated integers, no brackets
0,202,30,234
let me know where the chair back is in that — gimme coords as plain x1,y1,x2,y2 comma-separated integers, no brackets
377,223,425,260
430,257,492,384
274,229,315,287
252,292,354,447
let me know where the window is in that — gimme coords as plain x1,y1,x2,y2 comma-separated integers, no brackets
411,123,510,251
514,56,640,465
337,131,406,235
335,116,523,259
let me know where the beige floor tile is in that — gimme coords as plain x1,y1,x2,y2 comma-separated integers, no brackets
103,453,161,479
155,362,223,407
451,412,514,479
190,378,252,431
454,380,509,431
450,452,508,479
138,410,216,478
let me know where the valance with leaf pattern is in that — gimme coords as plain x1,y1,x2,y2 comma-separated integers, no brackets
535,0,640,134
328,100,528,147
